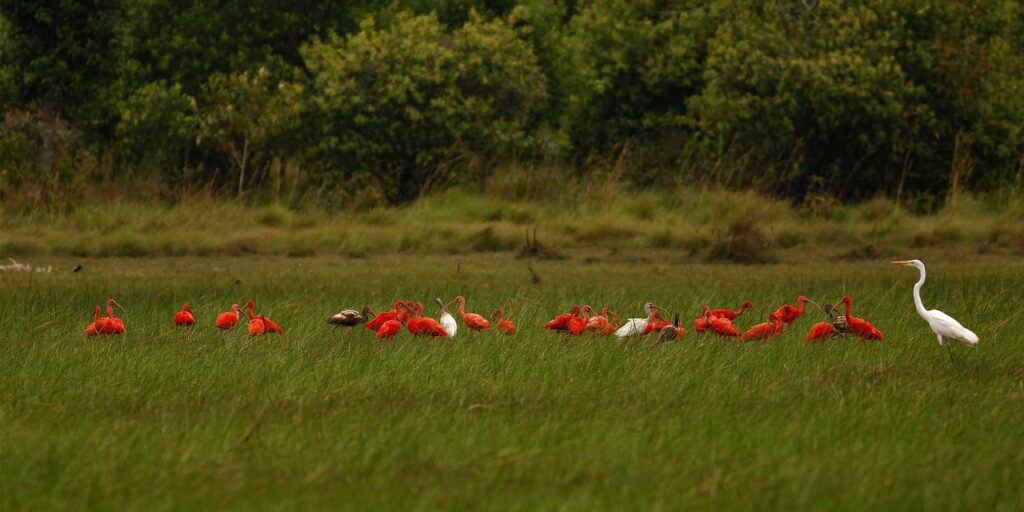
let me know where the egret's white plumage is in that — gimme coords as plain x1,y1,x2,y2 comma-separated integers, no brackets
435,298,458,338
615,303,663,339
892,259,978,347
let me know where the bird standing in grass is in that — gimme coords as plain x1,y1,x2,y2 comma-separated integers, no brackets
615,303,669,339
494,308,515,335
436,298,458,338
248,314,266,336
85,306,104,336
216,304,242,330
448,296,490,331
545,305,581,332
102,299,126,335
891,259,978,359
246,300,282,334
773,296,816,326
741,313,783,342
329,307,372,327
711,300,754,321
174,304,195,328
839,296,883,341
375,318,401,339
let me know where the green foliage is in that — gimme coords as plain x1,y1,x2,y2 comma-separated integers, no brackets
197,67,303,195
1,0,1022,205
690,0,1024,199
116,82,196,176
303,11,547,202
558,0,715,173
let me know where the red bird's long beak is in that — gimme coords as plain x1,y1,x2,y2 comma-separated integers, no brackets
110,300,126,312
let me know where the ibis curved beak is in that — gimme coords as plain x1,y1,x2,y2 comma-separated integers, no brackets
435,298,447,312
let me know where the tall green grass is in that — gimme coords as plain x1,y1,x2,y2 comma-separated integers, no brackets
2,255,1023,509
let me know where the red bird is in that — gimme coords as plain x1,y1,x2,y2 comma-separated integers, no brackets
700,306,740,338
248,314,266,336
643,311,671,334
246,300,282,334
585,307,616,335
85,306,104,336
366,301,408,331
740,313,783,342
216,304,242,330
174,304,195,328
408,302,447,337
101,299,126,335
773,296,817,326
545,305,581,331
568,306,590,336
494,308,516,335
448,296,490,331
711,300,754,321
839,296,883,341
804,322,835,344
375,319,401,339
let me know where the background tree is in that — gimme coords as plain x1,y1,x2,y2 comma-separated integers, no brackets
0,0,123,206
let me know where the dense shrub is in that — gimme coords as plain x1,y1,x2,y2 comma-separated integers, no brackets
303,11,547,202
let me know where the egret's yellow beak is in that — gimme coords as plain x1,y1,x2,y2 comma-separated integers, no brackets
890,260,912,266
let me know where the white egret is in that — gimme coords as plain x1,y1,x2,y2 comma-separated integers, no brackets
435,298,458,338
615,302,668,339
891,260,978,359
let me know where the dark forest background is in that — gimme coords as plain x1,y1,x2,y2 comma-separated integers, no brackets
2,0,1022,212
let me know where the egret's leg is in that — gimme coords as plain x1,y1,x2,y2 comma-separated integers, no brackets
938,335,954,364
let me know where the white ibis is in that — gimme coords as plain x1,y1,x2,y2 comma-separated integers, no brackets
615,303,669,339
435,298,457,338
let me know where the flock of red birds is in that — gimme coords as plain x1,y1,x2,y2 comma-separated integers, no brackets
85,294,882,343
86,299,283,337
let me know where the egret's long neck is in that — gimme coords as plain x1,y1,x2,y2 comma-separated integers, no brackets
912,265,928,317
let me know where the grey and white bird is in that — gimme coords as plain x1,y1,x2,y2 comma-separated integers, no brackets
328,306,373,327
435,298,458,338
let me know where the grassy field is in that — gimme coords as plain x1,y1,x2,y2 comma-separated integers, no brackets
3,187,1023,262
2,254,1023,510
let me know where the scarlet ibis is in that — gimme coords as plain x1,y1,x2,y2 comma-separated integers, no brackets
174,304,195,328
804,322,835,344
375,319,401,339
568,305,591,336
85,306,103,336
585,307,616,334
545,305,581,332
409,302,446,337
435,298,458,338
248,314,266,336
493,308,515,335
773,296,817,326
711,300,754,320
216,304,242,330
447,296,490,331
245,300,282,334
366,301,408,331
891,260,978,354
839,296,883,341
657,313,686,342
615,303,669,339
329,307,373,327
101,299,126,335
699,306,740,338
643,311,671,334
740,313,783,342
